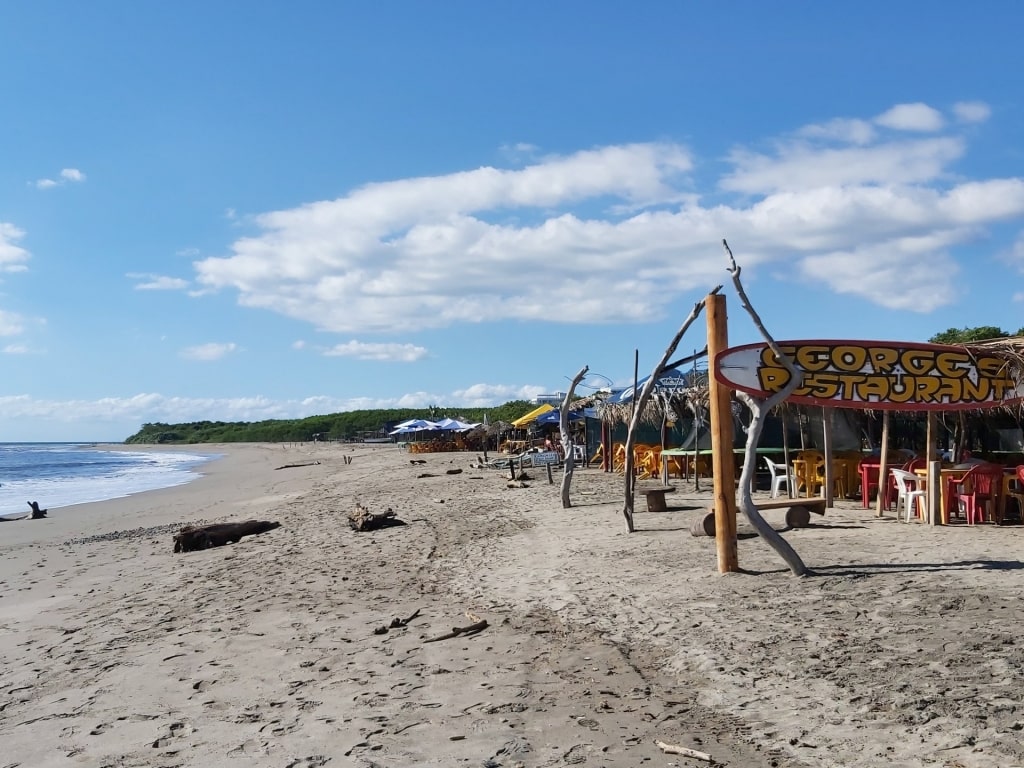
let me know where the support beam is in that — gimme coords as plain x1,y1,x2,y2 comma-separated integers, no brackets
822,407,834,508
876,411,890,517
926,412,939,525
707,293,738,573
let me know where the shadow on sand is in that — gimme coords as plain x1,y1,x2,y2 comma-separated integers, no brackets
741,558,1024,577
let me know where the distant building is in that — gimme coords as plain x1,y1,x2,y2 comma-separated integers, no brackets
532,392,566,405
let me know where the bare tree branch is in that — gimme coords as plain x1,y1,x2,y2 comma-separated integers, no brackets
622,288,722,532
723,238,808,575
560,365,589,508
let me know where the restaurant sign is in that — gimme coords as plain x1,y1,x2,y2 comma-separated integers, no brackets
715,340,1024,411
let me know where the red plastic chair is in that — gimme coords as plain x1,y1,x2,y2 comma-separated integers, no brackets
1005,465,1024,522
858,460,897,510
950,464,1004,525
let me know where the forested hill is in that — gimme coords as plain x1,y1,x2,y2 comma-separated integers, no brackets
123,401,538,444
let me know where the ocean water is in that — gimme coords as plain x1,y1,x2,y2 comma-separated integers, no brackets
0,443,217,518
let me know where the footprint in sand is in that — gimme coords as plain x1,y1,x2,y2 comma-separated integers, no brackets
152,720,193,748
228,738,269,757
285,757,329,768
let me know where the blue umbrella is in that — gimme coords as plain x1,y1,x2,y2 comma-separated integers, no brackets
607,368,702,404
535,409,585,425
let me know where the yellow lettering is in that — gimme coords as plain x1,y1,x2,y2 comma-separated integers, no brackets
901,350,935,376
868,347,899,373
914,376,941,403
832,345,867,373
935,377,962,403
962,376,988,402
758,367,791,392
934,351,971,378
856,376,891,402
805,373,840,399
796,346,831,373
888,376,917,403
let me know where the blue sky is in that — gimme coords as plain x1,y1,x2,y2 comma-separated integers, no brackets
2,2,1024,441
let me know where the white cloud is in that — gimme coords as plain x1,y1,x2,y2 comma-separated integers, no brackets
798,117,876,145
722,137,963,194
799,234,962,311
323,340,428,362
874,102,945,132
0,223,31,273
1002,232,1024,271
292,340,306,349
189,105,1024,329
3,343,30,354
128,273,190,291
33,167,86,189
450,382,547,405
0,310,25,336
180,342,238,361
953,101,991,124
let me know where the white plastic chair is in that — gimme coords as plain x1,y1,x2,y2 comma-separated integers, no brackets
891,469,927,522
764,457,795,499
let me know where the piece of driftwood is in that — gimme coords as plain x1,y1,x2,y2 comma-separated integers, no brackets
274,461,321,470
724,239,808,576
349,503,405,532
173,520,280,553
410,459,427,465
654,739,713,762
417,473,438,479
690,511,716,537
445,468,463,475
424,611,488,643
560,365,589,507
29,501,48,519
373,608,422,635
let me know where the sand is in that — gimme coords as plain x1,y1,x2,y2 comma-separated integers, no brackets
3,442,1024,768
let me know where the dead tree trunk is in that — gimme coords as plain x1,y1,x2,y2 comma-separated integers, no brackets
560,365,589,508
724,239,808,576
622,289,722,532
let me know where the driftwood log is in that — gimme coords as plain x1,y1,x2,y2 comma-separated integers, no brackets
173,520,280,553
349,503,405,532
423,611,488,643
29,501,48,519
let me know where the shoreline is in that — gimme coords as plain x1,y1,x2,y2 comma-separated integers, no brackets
3,442,1024,766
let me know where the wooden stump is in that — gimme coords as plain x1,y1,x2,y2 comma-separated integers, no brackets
641,488,669,512
690,511,716,537
785,504,812,528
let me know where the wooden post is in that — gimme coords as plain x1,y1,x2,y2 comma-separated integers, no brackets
876,411,890,517
926,412,939,525
706,293,738,573
927,460,941,526
822,407,834,508
782,409,793,499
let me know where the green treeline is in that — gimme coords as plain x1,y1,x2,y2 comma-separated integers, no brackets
123,400,539,444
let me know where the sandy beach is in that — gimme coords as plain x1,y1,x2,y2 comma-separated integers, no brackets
3,442,1024,768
